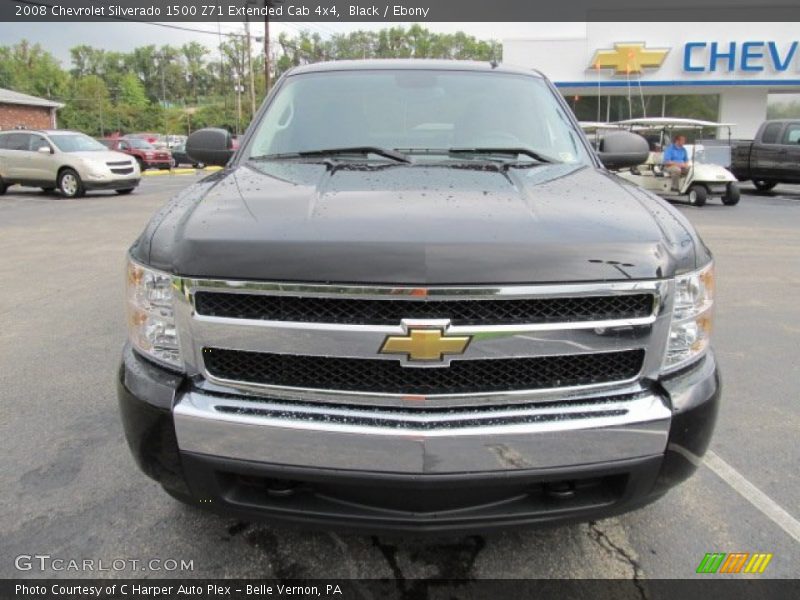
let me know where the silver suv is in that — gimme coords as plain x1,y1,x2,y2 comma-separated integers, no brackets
0,130,140,198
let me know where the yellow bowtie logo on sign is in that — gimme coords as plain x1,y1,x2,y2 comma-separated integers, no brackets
591,43,670,75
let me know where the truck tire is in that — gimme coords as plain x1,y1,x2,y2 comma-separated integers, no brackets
136,157,145,173
58,168,86,198
722,182,741,206
753,179,776,192
688,184,707,207
0,176,7,195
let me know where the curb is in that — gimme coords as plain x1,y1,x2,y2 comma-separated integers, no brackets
142,167,222,177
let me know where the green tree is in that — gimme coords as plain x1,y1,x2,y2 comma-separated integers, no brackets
117,72,148,109
0,40,67,99
182,41,210,103
60,75,112,136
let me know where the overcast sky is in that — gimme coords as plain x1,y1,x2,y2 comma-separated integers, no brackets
0,22,585,63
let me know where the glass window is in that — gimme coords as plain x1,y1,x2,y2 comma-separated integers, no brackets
782,124,800,144
28,135,51,152
250,70,590,164
3,133,32,151
49,134,107,152
126,139,154,150
565,94,720,126
762,123,783,144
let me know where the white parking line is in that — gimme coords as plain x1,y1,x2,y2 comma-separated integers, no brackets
704,450,800,544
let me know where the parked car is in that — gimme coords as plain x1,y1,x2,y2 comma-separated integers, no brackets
167,135,187,149
118,60,719,532
126,132,169,150
171,143,204,168
0,130,140,198
731,119,800,191
100,137,173,171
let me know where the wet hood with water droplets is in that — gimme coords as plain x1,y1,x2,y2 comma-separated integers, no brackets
132,160,705,284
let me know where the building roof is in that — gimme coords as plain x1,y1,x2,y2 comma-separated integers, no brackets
0,88,64,109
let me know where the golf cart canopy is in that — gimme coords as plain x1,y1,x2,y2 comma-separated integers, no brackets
579,121,624,131
614,117,735,130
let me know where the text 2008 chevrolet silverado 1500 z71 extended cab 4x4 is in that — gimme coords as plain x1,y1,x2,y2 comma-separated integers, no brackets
118,60,720,533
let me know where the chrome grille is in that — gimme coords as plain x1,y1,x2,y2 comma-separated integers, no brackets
194,291,654,325
202,348,645,395
173,279,672,407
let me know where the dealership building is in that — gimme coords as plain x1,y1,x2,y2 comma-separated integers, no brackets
504,23,800,137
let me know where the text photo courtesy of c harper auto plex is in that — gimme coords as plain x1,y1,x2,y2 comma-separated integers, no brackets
0,1,798,599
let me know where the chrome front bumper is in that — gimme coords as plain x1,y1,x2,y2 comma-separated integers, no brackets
168,277,677,475
174,388,672,474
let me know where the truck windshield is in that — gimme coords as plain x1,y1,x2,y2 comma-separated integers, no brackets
248,69,590,165
50,134,108,152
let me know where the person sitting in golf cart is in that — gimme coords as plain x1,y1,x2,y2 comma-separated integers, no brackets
663,135,690,191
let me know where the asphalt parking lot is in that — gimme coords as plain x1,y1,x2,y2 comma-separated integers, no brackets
0,174,798,585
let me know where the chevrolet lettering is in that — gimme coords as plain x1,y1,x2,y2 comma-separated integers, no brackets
117,60,721,532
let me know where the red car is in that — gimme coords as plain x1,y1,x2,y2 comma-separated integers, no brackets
99,138,173,171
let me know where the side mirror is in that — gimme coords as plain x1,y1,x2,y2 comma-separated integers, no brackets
597,131,650,171
186,128,234,167
37,145,52,154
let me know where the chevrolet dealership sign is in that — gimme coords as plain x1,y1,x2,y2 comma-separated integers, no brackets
504,23,800,137
683,41,798,72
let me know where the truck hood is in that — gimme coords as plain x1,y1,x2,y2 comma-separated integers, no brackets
139,160,701,284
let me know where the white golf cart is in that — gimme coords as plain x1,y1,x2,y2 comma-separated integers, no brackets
611,118,740,207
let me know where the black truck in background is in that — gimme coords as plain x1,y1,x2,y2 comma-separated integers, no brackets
731,119,800,191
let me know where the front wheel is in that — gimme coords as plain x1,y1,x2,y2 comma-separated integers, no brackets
722,182,741,206
687,184,707,207
58,169,85,198
0,177,8,195
752,179,777,192
116,188,135,195
136,158,145,173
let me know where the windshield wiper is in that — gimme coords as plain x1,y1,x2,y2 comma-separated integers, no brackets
254,146,411,164
447,147,557,164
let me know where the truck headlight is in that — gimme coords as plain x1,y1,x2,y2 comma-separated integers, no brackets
663,262,714,371
126,258,183,370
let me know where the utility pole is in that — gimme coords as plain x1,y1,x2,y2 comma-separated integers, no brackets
159,52,168,141
264,11,270,93
233,74,244,136
253,1,276,94
244,17,256,117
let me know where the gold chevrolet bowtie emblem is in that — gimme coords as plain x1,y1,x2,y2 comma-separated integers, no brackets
380,328,471,362
590,43,669,75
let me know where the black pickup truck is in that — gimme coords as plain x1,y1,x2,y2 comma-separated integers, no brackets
117,60,720,532
731,119,800,191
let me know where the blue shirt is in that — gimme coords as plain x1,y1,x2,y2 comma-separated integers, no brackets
663,144,688,164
